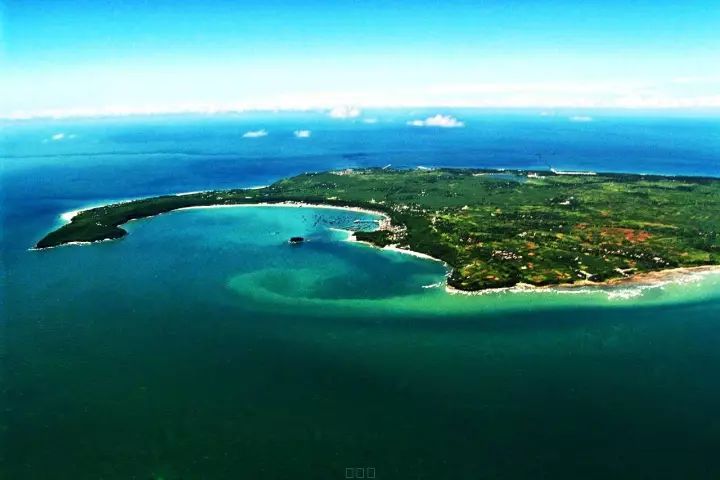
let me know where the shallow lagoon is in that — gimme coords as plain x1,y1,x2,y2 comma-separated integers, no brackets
5,205,720,479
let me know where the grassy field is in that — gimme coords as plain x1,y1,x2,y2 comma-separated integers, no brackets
36,168,720,291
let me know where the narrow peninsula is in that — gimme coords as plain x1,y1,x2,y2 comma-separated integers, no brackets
36,168,720,291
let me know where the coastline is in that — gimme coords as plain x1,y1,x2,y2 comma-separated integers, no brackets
28,238,117,252
445,265,720,296
48,200,720,296
59,198,137,223
58,187,272,222
175,185,267,197
175,201,391,221
338,224,720,295
382,245,445,262
348,235,446,262
336,226,446,262
54,199,442,264
45,201,391,251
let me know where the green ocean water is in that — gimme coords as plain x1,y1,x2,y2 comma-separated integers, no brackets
4,206,720,479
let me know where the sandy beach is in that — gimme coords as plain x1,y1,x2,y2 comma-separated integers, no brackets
337,226,445,262
380,245,445,262
445,265,720,296
59,198,136,223
176,201,390,220
56,200,720,296
59,200,389,229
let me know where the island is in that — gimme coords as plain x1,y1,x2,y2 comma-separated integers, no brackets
35,168,720,291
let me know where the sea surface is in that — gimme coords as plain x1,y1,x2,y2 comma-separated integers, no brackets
2,111,720,479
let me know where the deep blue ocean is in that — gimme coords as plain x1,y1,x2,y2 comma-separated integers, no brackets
2,111,720,479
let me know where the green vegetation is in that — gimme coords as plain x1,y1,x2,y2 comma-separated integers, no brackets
36,168,720,291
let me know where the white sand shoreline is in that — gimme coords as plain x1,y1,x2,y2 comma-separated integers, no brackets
58,187,272,222
176,201,391,220
59,198,136,223
381,245,445,262
445,265,720,296
60,207,97,223
50,200,720,298
175,185,267,197
332,227,446,263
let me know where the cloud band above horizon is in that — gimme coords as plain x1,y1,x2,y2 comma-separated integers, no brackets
3,0,719,119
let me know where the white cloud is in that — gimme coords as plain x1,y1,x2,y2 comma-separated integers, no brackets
569,115,593,122
51,133,66,141
4,79,720,121
407,114,465,128
328,106,361,119
671,75,720,85
242,129,268,138
362,118,378,124
294,129,311,138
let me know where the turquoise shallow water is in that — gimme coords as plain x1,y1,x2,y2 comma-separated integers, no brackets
3,114,720,478
4,205,720,479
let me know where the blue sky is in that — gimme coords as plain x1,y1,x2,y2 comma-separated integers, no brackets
2,0,719,117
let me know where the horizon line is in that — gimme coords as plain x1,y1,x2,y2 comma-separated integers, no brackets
4,105,720,122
